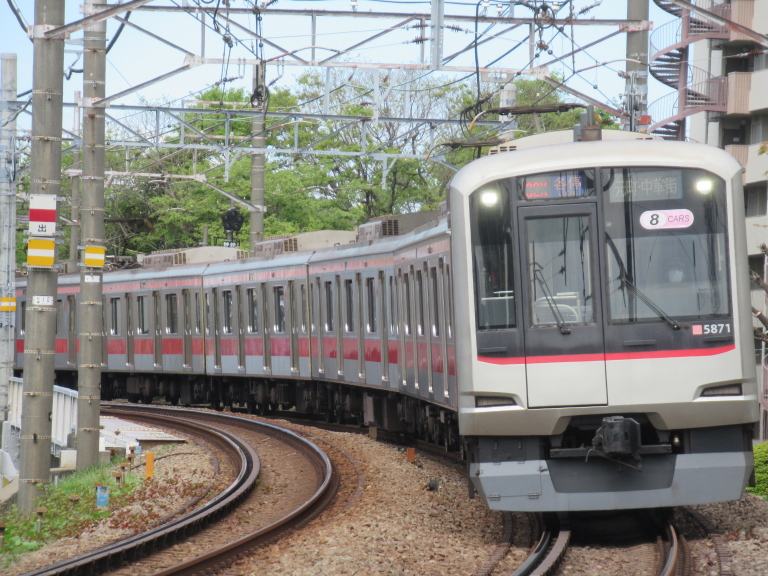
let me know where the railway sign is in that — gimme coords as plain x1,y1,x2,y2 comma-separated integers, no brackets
28,194,57,237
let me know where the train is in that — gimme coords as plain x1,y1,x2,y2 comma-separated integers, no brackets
14,127,758,512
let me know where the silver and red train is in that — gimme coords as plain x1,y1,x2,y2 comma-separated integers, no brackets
14,128,758,511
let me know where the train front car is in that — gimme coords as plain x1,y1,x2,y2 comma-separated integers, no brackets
450,135,758,512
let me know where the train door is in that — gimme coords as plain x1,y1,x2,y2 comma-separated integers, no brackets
182,289,192,368
125,293,134,367
316,278,325,376
153,291,162,367
517,204,607,407
67,295,77,365
355,273,364,381
212,288,221,369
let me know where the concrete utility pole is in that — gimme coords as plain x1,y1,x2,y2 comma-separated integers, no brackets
0,54,18,424
68,93,81,275
77,0,108,470
20,0,66,511
625,0,649,131
249,63,266,253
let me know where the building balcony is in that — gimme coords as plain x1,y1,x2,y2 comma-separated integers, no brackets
725,143,768,187
750,69,768,114
726,73,751,116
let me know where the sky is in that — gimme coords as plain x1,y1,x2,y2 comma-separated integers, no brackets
0,1,675,135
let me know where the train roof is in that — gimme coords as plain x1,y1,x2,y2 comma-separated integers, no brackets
451,137,744,196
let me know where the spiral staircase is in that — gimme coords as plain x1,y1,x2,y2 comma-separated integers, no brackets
647,0,730,140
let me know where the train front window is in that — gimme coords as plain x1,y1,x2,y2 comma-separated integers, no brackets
469,182,516,330
525,215,595,327
602,167,729,322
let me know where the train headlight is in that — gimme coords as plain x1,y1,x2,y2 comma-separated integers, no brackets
701,384,742,397
480,191,500,207
475,396,517,407
695,179,714,194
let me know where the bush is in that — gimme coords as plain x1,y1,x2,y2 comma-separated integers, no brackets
747,442,768,498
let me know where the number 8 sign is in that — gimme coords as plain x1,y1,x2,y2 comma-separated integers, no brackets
639,209,695,230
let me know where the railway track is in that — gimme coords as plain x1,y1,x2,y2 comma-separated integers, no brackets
20,406,335,576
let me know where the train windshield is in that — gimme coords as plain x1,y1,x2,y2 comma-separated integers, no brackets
469,182,516,330
602,167,729,322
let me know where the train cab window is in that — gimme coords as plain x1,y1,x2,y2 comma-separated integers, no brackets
344,279,354,333
324,281,334,332
110,298,120,335
602,167,730,322
166,293,179,334
366,277,376,334
247,288,259,333
525,215,595,326
430,267,440,337
222,290,233,334
469,182,516,330
274,286,285,333
137,296,149,335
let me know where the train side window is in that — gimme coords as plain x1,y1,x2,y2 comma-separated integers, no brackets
403,272,412,335
56,299,63,336
222,290,233,334
416,269,425,336
300,284,308,333
195,292,202,334
445,264,453,339
166,293,179,334
344,279,354,333
366,277,376,333
205,291,212,336
247,288,259,333
274,286,285,333
389,276,398,335
182,290,191,334
430,266,440,337
110,297,120,335
19,300,25,335
153,292,161,335
324,281,334,332
137,296,148,335
261,284,270,335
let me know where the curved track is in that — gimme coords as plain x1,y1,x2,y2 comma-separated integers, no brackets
21,406,334,576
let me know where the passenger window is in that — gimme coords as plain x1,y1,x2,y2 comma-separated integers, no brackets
431,267,440,337
137,296,148,335
344,279,354,333
222,290,233,334
110,298,120,335
274,286,285,333
195,292,202,334
166,293,178,334
416,269,425,336
324,281,334,332
300,284,308,333
247,288,259,333
366,277,376,333
404,273,412,336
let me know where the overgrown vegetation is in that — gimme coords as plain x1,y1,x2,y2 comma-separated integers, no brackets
747,442,768,498
0,446,208,568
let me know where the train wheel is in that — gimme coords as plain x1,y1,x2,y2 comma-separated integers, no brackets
246,400,257,415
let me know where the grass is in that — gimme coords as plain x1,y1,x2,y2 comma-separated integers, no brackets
747,441,768,499
0,444,209,569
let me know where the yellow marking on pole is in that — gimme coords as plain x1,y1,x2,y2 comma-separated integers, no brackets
1,297,16,312
27,238,56,267
84,245,106,267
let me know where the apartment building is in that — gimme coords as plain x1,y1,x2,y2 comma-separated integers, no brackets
647,0,768,436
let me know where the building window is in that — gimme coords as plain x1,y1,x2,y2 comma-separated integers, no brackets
745,185,767,217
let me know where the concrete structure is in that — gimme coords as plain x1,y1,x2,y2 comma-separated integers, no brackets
648,0,767,437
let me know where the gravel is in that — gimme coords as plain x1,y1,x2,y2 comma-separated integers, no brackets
4,425,768,576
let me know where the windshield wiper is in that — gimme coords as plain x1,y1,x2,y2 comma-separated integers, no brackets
532,264,571,335
605,235,681,330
